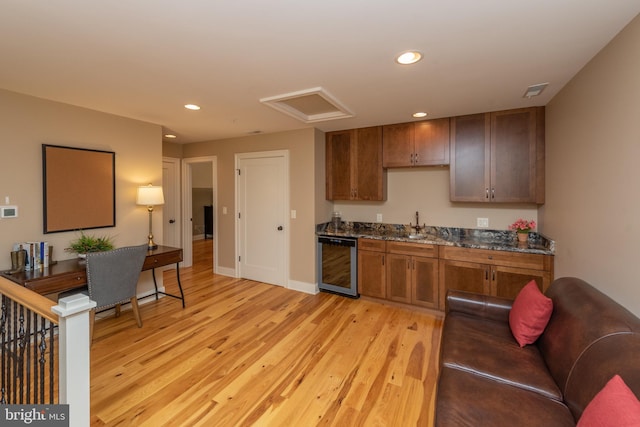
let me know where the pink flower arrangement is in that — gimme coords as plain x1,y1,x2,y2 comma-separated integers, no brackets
509,218,536,233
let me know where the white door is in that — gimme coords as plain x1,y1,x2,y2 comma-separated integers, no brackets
237,152,288,286
162,158,180,248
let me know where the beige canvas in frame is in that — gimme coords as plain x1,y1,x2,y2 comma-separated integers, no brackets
42,144,116,233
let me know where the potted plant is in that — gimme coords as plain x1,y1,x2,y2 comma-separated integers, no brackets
509,219,536,243
66,231,114,258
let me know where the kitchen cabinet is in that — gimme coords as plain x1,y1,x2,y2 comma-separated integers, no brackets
450,107,544,203
326,126,386,201
382,118,450,168
386,241,439,309
357,239,386,298
439,246,553,308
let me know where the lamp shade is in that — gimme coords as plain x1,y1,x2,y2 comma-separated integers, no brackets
136,185,164,206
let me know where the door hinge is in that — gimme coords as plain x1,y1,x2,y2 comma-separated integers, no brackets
238,255,241,262
237,169,241,176
238,212,241,219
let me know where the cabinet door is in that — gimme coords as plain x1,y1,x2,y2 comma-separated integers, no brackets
414,118,450,166
382,122,414,168
358,250,386,298
450,113,491,202
439,259,489,309
491,107,542,203
412,257,439,309
354,126,385,200
326,130,354,200
491,265,551,299
386,254,412,303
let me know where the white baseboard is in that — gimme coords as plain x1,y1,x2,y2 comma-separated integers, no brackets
193,234,205,241
288,280,318,295
215,266,236,277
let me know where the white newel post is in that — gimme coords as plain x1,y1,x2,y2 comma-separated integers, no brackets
52,293,97,427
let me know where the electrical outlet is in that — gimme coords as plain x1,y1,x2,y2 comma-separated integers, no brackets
222,206,228,215
376,213,383,222
291,210,296,219
477,217,489,228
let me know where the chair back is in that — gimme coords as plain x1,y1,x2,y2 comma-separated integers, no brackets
85,244,148,310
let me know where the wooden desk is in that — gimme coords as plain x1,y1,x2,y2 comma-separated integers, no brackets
0,245,185,308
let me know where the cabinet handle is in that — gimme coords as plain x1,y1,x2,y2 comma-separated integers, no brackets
492,269,496,281
491,188,495,199
486,188,489,199
410,153,414,164
382,255,385,266
414,153,418,164
485,268,489,280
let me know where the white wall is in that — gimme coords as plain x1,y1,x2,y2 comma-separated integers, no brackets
334,168,539,231
542,14,640,316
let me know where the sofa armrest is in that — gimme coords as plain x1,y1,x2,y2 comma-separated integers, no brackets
446,290,513,323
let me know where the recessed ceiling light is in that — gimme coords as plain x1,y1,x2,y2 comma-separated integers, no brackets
164,134,177,139
412,112,428,118
184,104,201,110
396,51,423,65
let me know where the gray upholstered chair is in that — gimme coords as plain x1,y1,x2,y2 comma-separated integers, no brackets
65,244,148,342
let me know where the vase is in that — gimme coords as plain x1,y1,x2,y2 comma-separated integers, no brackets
517,232,529,243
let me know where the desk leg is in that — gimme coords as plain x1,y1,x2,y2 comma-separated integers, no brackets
176,262,185,308
151,268,160,300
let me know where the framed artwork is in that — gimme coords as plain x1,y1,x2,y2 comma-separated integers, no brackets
42,144,116,233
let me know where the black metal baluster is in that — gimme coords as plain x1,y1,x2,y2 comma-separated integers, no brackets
0,295,7,404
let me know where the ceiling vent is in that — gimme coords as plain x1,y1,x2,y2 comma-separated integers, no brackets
523,83,549,98
260,87,354,123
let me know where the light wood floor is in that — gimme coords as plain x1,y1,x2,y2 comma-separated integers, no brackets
89,239,443,426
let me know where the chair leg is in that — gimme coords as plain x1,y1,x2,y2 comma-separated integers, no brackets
89,309,96,344
130,297,143,328
115,304,121,318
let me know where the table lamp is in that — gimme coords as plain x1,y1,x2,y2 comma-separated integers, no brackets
136,184,164,250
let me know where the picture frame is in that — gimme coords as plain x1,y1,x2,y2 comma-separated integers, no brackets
42,144,116,233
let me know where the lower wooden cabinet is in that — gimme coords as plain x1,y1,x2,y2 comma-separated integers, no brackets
439,246,553,308
358,239,438,309
386,242,438,309
358,239,554,311
358,239,386,298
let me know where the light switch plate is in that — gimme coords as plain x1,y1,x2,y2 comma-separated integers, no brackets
291,210,297,219
477,217,489,228
376,213,383,222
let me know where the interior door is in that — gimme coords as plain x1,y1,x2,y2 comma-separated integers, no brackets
237,152,287,286
162,158,180,248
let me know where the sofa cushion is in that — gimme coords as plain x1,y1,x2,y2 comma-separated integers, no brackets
577,374,640,427
435,366,575,427
509,280,553,347
440,312,562,400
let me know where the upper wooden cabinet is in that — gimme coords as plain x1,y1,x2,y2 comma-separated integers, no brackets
382,118,450,168
450,107,545,204
326,126,386,201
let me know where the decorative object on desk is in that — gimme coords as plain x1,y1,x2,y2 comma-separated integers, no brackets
509,218,536,242
136,184,164,250
9,249,26,274
66,230,114,257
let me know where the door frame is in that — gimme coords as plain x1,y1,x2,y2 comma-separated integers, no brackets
235,150,290,286
162,157,181,249
181,156,218,271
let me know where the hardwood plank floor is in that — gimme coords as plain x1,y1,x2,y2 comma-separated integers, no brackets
89,239,443,426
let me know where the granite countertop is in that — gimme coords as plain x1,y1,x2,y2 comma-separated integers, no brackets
316,222,555,255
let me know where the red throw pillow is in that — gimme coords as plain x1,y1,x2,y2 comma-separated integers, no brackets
577,374,640,427
509,280,553,347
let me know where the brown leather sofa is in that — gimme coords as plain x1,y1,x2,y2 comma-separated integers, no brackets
435,277,640,426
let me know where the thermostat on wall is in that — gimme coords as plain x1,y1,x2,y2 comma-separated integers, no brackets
0,206,18,218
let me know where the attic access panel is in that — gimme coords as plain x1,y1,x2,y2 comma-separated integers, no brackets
259,87,354,123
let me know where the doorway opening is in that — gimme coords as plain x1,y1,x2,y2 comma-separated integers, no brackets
182,156,217,272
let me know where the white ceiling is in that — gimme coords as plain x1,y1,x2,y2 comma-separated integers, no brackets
1,1,639,143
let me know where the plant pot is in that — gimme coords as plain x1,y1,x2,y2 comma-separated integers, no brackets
517,232,529,243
